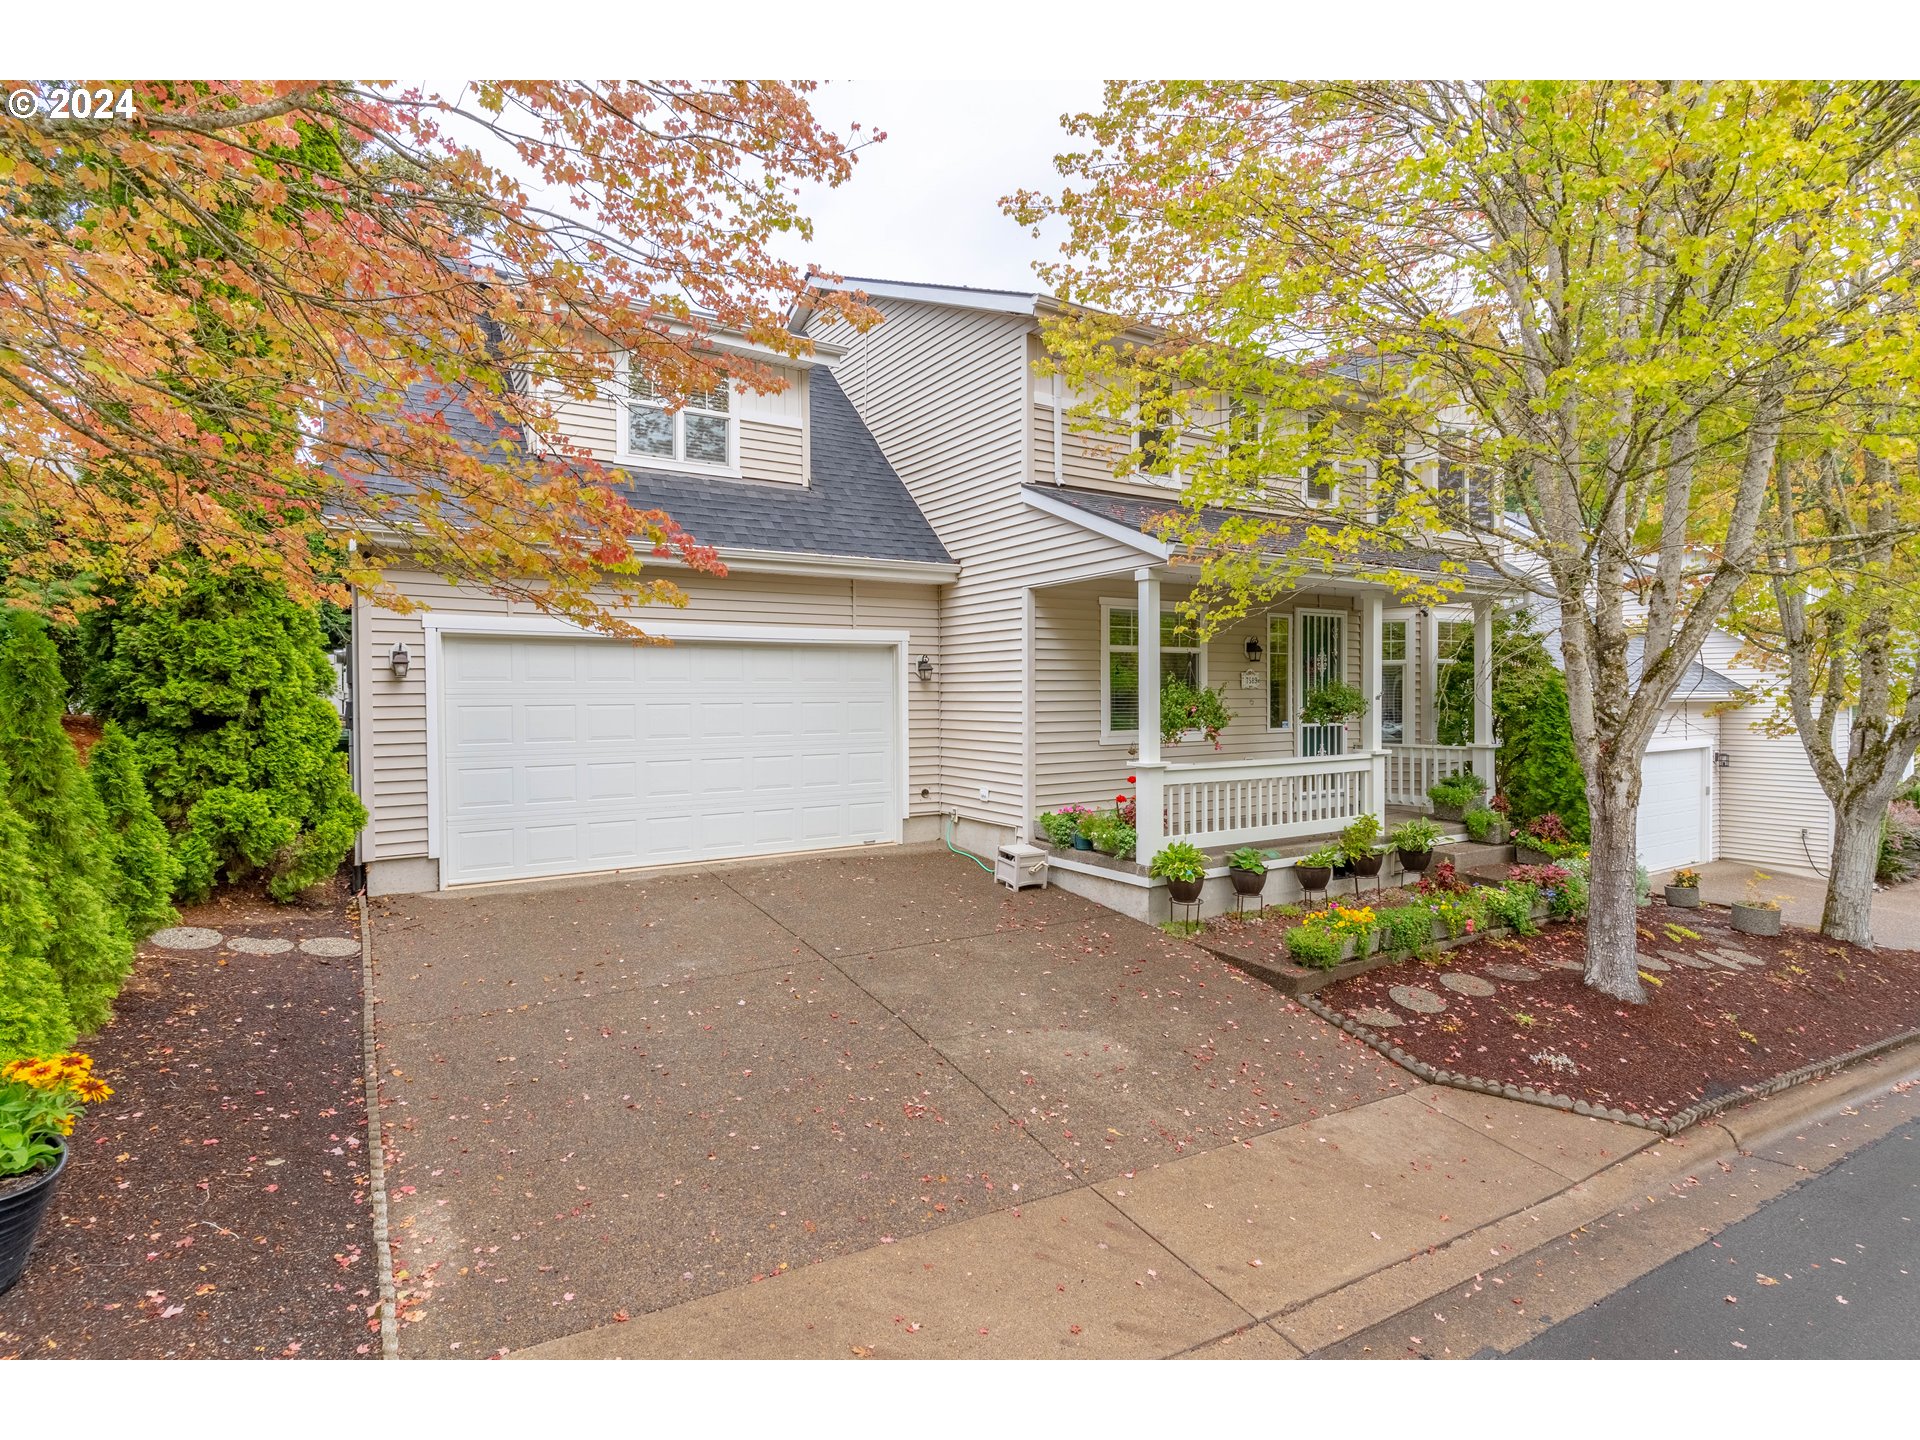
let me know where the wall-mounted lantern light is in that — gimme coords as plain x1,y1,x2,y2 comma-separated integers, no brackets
1715,751,1731,770
916,654,934,682
389,642,411,679
1244,636,1263,662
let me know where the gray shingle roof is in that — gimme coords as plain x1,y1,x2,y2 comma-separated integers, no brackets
1028,483,1505,582
1537,623,1743,699
343,368,949,567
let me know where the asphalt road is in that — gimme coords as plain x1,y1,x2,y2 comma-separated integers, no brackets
1510,1118,1919,1359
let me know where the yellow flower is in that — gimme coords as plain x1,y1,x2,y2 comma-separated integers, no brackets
73,1075,113,1103
55,1114,75,1135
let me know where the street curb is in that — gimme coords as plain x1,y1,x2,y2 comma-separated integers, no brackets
356,895,399,1361
1296,989,1920,1137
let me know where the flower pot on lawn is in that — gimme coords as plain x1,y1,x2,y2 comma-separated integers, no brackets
1166,876,1205,905
1293,864,1333,893
1665,884,1701,909
1395,848,1433,875
1229,868,1267,898
1730,902,1782,937
0,1139,66,1296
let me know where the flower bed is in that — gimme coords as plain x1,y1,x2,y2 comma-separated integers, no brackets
1310,903,1920,1131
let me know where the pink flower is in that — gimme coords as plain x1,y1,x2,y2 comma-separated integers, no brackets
1464,919,1476,933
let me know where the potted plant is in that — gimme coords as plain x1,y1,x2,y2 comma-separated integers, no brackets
1665,867,1702,909
1340,813,1384,891
1035,808,1084,849
1299,681,1365,757
1425,770,1488,823
2,1053,111,1295
1731,871,1785,936
1514,812,1578,865
1226,846,1272,898
1149,841,1209,905
1387,816,1442,873
1160,677,1234,750
1463,806,1509,844
1292,842,1342,894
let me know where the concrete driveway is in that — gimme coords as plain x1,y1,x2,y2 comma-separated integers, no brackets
368,846,1415,1356
1680,862,1920,950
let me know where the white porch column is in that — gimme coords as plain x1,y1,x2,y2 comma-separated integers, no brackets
1419,606,1440,744
1133,567,1165,866
1363,591,1387,829
1471,597,1496,784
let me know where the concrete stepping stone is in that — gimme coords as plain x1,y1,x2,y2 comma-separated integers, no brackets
1635,954,1671,972
228,935,294,955
1439,972,1497,996
1349,1007,1403,1029
1389,984,1447,1014
1660,949,1716,970
1715,948,1764,966
1537,955,1585,971
1483,963,1540,982
298,936,360,957
149,926,223,950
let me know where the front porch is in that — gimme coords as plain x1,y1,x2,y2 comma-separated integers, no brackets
1028,565,1500,872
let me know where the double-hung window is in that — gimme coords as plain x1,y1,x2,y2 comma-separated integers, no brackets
1104,605,1201,739
1380,617,1408,745
1266,613,1291,728
623,367,734,470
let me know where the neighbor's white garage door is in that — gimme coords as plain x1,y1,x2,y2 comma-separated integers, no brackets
438,635,898,885
1637,747,1708,872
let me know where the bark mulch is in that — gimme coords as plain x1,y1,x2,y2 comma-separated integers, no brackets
1316,902,1920,1125
0,884,376,1359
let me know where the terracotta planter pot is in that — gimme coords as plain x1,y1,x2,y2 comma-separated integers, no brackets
1395,848,1433,874
1166,876,1204,905
1665,885,1701,909
0,1139,67,1296
1730,902,1782,937
1228,868,1267,898
1348,852,1384,878
1293,865,1333,892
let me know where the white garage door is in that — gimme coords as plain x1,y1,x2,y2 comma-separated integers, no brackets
438,635,898,885
1637,747,1707,872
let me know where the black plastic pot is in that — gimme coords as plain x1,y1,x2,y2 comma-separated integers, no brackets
1294,864,1333,892
0,1139,66,1296
1229,867,1266,897
1166,876,1205,905
1395,848,1433,874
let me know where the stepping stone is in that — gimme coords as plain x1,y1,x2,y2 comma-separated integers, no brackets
1661,949,1716,970
1389,984,1447,1014
1349,1007,1403,1029
1484,963,1540,982
1538,956,1585,972
149,926,223,950
1715,948,1764,966
1439,972,1497,997
228,935,294,955
1635,953,1671,972
299,936,360,957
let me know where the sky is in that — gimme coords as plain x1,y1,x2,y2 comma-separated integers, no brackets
764,77,1108,295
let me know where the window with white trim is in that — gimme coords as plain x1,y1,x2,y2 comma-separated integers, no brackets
622,367,734,470
1266,613,1291,727
1104,605,1202,737
1380,617,1408,745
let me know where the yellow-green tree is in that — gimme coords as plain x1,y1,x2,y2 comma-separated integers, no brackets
1008,81,1920,1001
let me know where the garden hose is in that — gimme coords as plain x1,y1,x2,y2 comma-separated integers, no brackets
945,813,994,874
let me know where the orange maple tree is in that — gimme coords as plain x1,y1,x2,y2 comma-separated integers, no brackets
0,80,878,630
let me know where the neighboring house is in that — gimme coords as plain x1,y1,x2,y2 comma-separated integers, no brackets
347,275,1510,914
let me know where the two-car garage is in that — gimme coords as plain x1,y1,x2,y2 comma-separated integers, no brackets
430,627,904,887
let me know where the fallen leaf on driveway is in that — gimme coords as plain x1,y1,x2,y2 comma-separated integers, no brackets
1756,1274,1779,1286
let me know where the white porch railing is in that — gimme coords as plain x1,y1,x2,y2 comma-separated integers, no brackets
1136,752,1381,856
1383,743,1499,809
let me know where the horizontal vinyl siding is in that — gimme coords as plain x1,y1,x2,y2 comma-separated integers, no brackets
737,420,805,485
1034,582,1360,814
812,300,1147,830
545,367,808,485
356,567,941,863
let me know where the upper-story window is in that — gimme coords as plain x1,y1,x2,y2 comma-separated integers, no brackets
621,367,735,471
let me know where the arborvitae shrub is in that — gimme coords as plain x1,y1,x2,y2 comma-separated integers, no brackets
0,613,133,1033
83,570,365,901
88,722,181,937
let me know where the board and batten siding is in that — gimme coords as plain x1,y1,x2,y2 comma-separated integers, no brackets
353,566,942,869
542,363,809,485
1033,580,1361,813
808,299,1147,831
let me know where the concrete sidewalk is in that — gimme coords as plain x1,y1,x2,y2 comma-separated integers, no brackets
514,1049,1920,1360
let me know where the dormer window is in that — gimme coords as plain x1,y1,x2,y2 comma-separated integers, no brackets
621,366,735,471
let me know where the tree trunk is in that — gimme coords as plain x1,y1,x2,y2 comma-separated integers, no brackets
1583,765,1647,1003
1821,806,1882,947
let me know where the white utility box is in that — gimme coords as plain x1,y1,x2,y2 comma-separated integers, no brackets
994,842,1049,892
